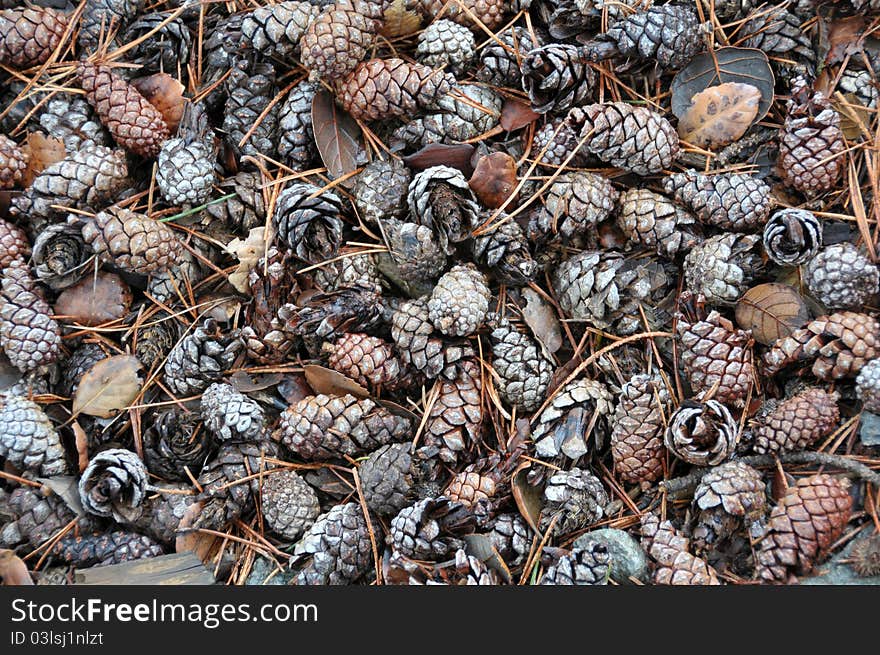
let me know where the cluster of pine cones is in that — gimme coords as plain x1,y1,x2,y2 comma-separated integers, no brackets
1,0,879,586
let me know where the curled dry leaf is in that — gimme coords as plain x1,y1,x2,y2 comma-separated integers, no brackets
35,476,85,516
521,287,562,354
228,370,284,392
469,152,518,208
677,83,761,149
131,73,185,133
511,462,542,535
225,227,267,294
825,15,865,65
500,98,540,132
175,499,219,563
0,549,33,585
54,271,132,327
303,364,369,398
72,420,90,472
735,282,811,345
72,355,143,418
381,0,422,38
312,88,363,184
403,143,476,177
21,132,65,187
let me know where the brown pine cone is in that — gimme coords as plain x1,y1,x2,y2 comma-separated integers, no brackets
0,134,27,188
665,400,738,466
391,297,474,379
756,474,852,583
325,332,403,391
751,387,840,454
610,373,671,485
683,233,762,306
78,448,148,522
0,396,68,476
616,188,699,258
0,7,68,69
445,467,500,510
640,513,721,585
299,0,387,81
261,470,321,541
421,359,483,465
663,170,772,232
532,379,614,460
0,260,62,373
53,531,163,568
427,264,490,337
849,535,880,577
416,0,507,30
335,58,452,122
0,218,30,268
77,61,169,158
763,311,880,380
692,461,766,552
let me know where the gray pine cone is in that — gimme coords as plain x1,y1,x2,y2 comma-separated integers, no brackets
0,396,67,476
163,318,242,396
487,313,553,412
261,470,321,541
803,243,879,310
79,448,148,522
289,502,373,585
353,158,411,223
200,382,266,442
540,468,609,534
683,233,761,305
427,264,491,337
541,545,611,585
762,208,822,266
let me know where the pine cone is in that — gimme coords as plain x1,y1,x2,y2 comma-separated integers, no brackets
53,531,163,568
391,297,474,379
616,188,699,258
276,393,412,460
665,399,738,466
0,218,29,269
123,13,191,74
393,83,502,148
205,171,266,233
693,461,766,552
778,78,845,194
0,260,62,373
416,19,475,76
289,502,373,585
567,102,679,175
416,0,506,29
487,313,553,412
741,7,815,70
74,207,183,275
485,513,531,566
857,358,880,413
683,233,762,306
127,484,192,546
540,468,609,534
763,311,880,379
77,61,169,159
31,223,90,291
389,497,471,560
278,81,318,170
421,359,483,465
521,44,596,114
325,333,403,390
287,284,384,341
299,0,387,81
127,310,180,372
0,396,67,476
640,513,720,585
223,58,279,160
78,0,142,52
611,373,671,485
273,182,344,262
336,58,452,122
352,158,411,223
756,474,852,583
0,134,26,188
663,170,772,232
313,253,384,294
477,26,537,87
156,104,216,206
163,318,242,396
751,387,839,454
530,117,588,168
381,220,448,285
427,264,490,337
56,342,107,398
201,382,266,443
261,470,321,541
359,442,413,517
0,486,77,550
532,379,613,460
79,448,147,522
534,172,617,240
38,93,109,154
0,7,68,68
471,219,538,286
762,208,822,266
142,408,214,482
540,545,610,585
407,165,480,252
240,1,319,60
804,243,879,310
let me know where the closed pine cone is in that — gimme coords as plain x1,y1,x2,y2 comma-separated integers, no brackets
0,134,27,188
325,332,403,390
421,359,483,465
640,513,720,585
0,7,69,69
751,387,840,454
610,373,671,485
0,260,61,373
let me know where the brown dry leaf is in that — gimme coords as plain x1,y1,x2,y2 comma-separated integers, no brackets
35,476,85,515
132,73,186,133
677,82,761,149
500,98,540,131
0,549,33,585
72,355,143,418
826,16,865,65
72,421,90,472
381,0,422,37
312,88,363,183
175,500,218,563
403,143,476,177
469,152,518,208
511,462,542,535
521,288,562,354
225,227,266,294
54,271,132,327
20,132,65,187
229,371,284,392
835,92,872,140
303,364,369,398
735,283,811,345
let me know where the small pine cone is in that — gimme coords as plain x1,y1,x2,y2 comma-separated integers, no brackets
521,44,596,114
337,58,453,122
676,292,755,406
53,531,163,568
0,218,29,268
325,333,402,390
540,468,609,535
38,93,109,154
713,0,756,20
640,513,720,585
763,311,880,380
416,0,506,30
445,468,498,510
762,208,822,266
616,188,699,258
287,285,385,341
407,165,480,252
477,26,537,87
201,383,266,442
391,298,474,379
290,502,372,585
142,408,214,482
471,219,538,286
240,1,319,60
849,535,880,577
416,19,475,77
756,474,852,583
78,0,142,52
0,396,67,476
205,171,266,233
123,13,191,75
535,172,618,240
741,7,815,69
352,158,411,223
261,470,321,541
751,387,839,454
163,318,242,396
381,220,448,285
857,358,880,413
56,342,107,398
804,243,879,311
299,0,387,81
485,514,531,566
567,102,679,175
127,484,192,546
683,233,762,305
77,61,169,159
692,461,766,551
663,170,772,232
276,394,412,460
0,7,68,68
389,497,470,561
532,379,614,460
156,136,215,206
313,253,384,295
223,58,279,160
427,264,490,337
79,448,147,522
127,311,180,372
0,134,26,188
541,545,610,585
278,81,318,170
583,5,705,69
273,182,344,263
531,117,588,168
0,486,77,550
665,400,738,466
838,66,878,109
778,78,846,194
611,373,671,485
393,83,502,148
0,260,62,373
74,208,183,275
31,223,90,291
359,442,413,517
422,359,483,465
487,313,553,412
